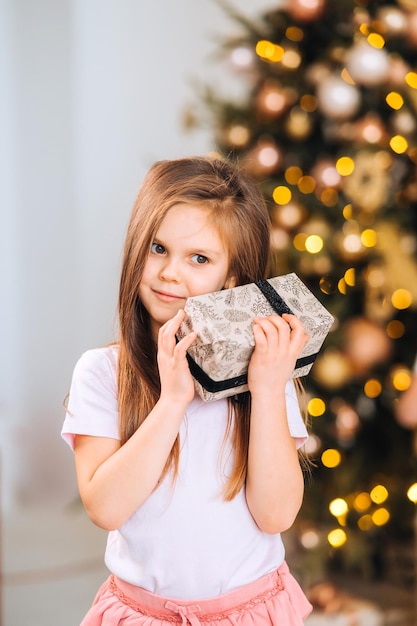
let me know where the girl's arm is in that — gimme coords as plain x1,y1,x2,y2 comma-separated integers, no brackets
245,314,309,535
74,310,196,531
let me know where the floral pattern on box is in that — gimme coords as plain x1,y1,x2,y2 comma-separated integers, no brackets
177,273,334,402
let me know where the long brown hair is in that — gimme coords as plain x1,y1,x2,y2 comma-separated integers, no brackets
118,156,272,499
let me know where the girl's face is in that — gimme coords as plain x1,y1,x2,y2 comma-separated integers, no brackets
139,203,236,337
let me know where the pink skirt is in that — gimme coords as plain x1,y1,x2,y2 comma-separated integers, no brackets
80,561,312,625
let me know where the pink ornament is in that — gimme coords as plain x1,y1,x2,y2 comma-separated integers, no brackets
287,0,326,22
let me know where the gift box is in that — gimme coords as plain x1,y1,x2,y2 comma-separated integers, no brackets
177,272,334,402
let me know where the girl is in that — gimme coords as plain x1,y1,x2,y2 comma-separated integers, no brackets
62,156,313,625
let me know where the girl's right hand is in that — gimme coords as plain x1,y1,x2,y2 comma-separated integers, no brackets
157,309,197,406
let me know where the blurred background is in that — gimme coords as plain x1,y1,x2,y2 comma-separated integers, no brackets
1,0,416,625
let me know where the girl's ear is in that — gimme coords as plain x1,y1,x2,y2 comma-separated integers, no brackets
224,275,237,289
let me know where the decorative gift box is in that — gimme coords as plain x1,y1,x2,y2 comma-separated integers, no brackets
177,273,334,402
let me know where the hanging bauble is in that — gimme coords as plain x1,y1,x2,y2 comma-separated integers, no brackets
375,7,408,37
346,40,390,86
342,317,393,375
286,0,326,22
317,75,361,120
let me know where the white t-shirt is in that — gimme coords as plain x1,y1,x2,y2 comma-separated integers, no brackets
62,345,308,599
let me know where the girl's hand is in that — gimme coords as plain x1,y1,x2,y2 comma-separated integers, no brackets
247,313,309,397
157,309,197,406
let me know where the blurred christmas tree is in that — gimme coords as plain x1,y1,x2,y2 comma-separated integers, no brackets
186,0,417,586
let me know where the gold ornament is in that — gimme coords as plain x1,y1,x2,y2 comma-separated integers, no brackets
342,150,392,213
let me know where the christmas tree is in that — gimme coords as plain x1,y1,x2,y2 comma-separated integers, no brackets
187,0,417,588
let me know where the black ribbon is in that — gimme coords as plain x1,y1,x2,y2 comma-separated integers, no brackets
255,279,294,315
185,280,317,394
186,353,316,394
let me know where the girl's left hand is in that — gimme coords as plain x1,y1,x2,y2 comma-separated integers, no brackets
247,313,309,396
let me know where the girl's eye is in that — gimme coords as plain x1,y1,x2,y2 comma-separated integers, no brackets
191,254,209,265
151,243,166,255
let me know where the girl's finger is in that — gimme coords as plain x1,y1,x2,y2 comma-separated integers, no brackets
175,331,197,354
282,314,310,345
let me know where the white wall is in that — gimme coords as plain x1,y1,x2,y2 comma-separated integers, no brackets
1,0,274,512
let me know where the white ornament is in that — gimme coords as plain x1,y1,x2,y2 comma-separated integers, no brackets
346,41,390,86
317,75,361,120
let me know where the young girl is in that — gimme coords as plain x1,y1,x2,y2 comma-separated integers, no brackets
62,156,313,625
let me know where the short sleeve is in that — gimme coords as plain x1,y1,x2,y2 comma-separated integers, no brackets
285,379,309,449
61,346,120,450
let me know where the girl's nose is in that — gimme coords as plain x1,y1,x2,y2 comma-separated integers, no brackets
159,258,181,282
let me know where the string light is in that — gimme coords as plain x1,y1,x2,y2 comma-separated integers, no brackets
405,72,417,89
336,156,355,176
354,492,372,512
308,397,326,417
391,367,411,391
329,498,349,518
284,166,301,185
327,528,347,547
389,134,408,154
361,229,377,248
391,288,412,309
386,92,404,110
367,33,385,49
321,449,342,468
370,485,389,504
372,508,390,526
255,40,284,62
305,234,324,254
272,185,292,205
344,268,355,286
358,515,373,531
364,379,382,398
386,320,405,339
407,483,417,504
297,176,316,193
